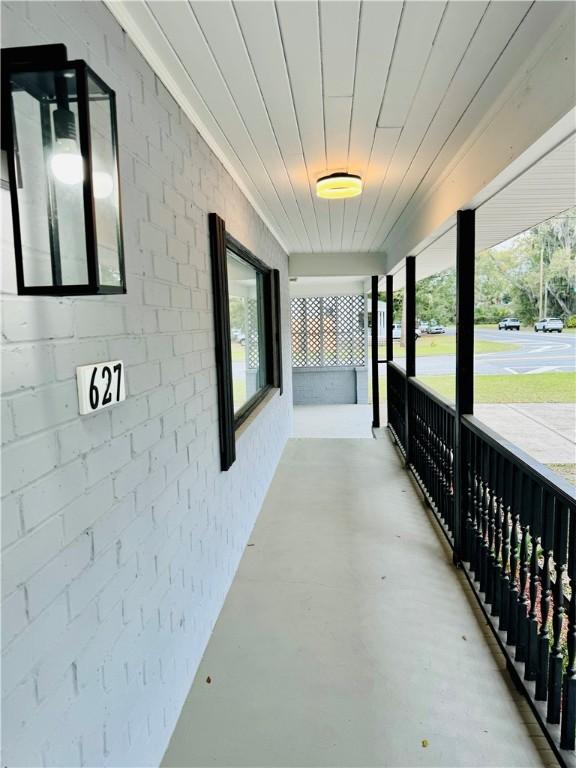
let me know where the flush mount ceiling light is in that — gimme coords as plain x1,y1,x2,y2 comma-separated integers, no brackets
316,172,363,200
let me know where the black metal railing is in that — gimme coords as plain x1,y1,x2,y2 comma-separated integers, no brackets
386,362,576,764
386,362,406,454
409,379,455,538
462,416,575,757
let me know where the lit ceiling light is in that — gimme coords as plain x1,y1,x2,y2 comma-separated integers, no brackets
316,172,362,199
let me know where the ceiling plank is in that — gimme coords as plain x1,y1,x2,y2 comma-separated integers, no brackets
364,0,490,250
147,0,299,248
320,0,360,97
324,96,353,249
234,0,322,251
276,0,331,249
379,1,568,259
351,127,401,250
377,1,447,127
341,0,403,251
369,1,534,251
354,0,448,249
105,0,292,253
191,0,310,251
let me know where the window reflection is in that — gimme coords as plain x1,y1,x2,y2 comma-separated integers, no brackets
227,250,266,413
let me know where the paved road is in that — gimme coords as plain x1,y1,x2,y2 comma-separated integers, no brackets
388,327,576,376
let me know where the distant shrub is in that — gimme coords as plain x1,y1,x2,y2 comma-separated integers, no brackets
566,315,576,328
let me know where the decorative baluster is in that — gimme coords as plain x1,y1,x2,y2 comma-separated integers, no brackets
536,492,554,700
475,435,485,582
515,472,530,664
479,441,490,595
463,426,473,564
448,416,455,539
499,458,512,632
508,466,519,646
444,411,451,531
486,446,496,605
473,434,483,580
525,480,542,681
560,506,575,750
547,501,568,724
439,409,446,527
491,452,503,617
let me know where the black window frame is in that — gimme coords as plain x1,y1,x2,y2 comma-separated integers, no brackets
209,213,282,471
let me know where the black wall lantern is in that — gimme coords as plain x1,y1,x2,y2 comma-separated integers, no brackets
1,44,126,295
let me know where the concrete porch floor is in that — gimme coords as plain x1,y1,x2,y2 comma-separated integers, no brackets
293,404,374,438
162,437,556,768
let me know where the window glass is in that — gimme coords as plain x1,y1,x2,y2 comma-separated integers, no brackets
227,250,267,414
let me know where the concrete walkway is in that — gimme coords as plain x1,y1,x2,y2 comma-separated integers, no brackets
475,403,575,465
162,438,555,767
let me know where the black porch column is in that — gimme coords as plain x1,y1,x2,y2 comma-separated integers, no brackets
405,256,416,378
371,275,380,429
386,275,393,363
405,256,416,464
454,209,475,563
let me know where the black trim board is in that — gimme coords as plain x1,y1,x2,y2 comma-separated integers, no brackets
209,213,236,471
209,213,283,471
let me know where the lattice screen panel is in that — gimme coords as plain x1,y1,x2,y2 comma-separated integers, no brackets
246,297,259,369
291,295,366,367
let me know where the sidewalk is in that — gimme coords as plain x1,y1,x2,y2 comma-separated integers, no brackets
474,403,576,466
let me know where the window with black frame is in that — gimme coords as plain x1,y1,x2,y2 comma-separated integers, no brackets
227,250,268,417
209,213,282,471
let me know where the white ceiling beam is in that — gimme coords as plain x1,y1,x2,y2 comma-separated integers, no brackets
290,251,386,278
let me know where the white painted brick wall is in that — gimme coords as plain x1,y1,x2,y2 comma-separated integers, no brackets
0,3,293,766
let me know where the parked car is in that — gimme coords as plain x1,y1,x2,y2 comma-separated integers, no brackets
534,317,564,333
427,323,445,334
419,321,430,333
498,317,521,330
392,323,421,341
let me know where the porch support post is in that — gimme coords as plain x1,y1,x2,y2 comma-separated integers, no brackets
386,275,393,362
405,256,416,465
405,257,416,378
371,276,380,428
454,208,475,564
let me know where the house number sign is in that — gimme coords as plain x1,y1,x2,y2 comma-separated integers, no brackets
76,360,126,415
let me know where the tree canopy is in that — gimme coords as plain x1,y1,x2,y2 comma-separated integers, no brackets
392,209,576,325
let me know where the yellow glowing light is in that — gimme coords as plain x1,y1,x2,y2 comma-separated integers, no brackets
316,172,362,199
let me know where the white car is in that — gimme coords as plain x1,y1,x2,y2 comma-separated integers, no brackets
391,323,421,341
534,317,564,333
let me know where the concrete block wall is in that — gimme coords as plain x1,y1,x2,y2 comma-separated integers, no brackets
292,367,368,405
1,3,292,766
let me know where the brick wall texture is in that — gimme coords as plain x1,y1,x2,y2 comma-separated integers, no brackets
1,3,293,765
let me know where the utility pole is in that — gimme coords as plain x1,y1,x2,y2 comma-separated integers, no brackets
538,243,545,319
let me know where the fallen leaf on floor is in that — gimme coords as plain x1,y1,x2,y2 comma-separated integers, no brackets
206,676,212,684
421,739,429,748
462,635,467,641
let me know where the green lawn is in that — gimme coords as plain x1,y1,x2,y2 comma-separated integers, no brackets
376,372,576,404
377,336,518,359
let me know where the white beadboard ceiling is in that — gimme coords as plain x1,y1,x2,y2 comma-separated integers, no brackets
108,0,572,257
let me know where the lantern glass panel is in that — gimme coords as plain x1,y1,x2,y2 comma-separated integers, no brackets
10,68,88,287
87,72,122,288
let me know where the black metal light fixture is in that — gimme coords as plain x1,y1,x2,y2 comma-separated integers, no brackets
1,44,126,295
